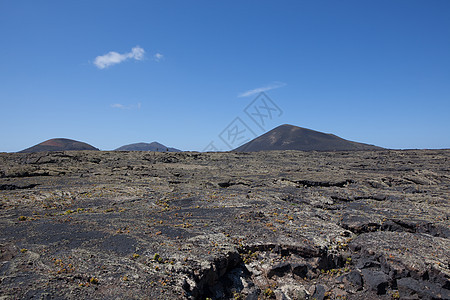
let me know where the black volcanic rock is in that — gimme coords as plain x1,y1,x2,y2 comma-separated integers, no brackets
234,124,383,152
115,142,181,152
19,138,99,153
0,149,449,299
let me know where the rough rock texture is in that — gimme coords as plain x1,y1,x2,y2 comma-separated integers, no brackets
0,149,448,299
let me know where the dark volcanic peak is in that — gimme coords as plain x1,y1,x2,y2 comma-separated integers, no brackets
115,142,181,152
234,124,383,152
19,138,99,153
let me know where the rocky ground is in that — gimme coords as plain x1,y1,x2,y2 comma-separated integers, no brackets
0,150,449,299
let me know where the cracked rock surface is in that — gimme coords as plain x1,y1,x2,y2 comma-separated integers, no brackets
0,150,449,299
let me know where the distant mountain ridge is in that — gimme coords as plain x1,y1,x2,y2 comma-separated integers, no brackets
115,142,181,152
19,138,99,153
234,124,383,152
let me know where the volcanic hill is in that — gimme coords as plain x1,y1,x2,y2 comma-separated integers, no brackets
234,124,383,152
19,138,99,153
115,142,181,152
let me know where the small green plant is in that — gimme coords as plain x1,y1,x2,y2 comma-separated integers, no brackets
153,253,163,263
132,253,140,259
20,248,28,253
89,277,99,284
264,288,274,297
233,292,244,300
18,216,27,221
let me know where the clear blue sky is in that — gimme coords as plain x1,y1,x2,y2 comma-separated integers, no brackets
1,0,449,152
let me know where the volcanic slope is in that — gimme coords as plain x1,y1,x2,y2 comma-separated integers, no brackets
19,138,99,153
115,142,181,152
234,124,383,152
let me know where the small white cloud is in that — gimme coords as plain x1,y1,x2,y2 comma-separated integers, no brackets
238,82,287,98
153,53,164,62
130,47,145,60
111,103,125,109
94,46,145,69
111,102,142,110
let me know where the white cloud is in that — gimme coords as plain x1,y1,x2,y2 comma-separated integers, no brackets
94,46,145,69
238,81,287,98
153,53,164,62
111,103,125,109
111,102,142,110
130,47,145,60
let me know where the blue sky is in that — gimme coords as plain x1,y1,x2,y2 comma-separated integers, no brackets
1,0,449,152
